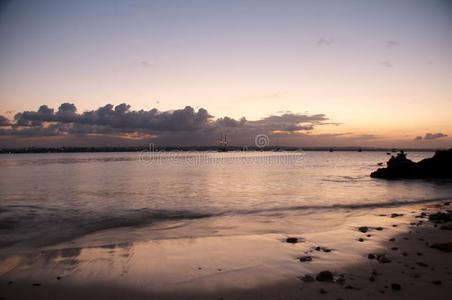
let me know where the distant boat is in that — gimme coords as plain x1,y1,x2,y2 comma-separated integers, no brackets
218,134,228,152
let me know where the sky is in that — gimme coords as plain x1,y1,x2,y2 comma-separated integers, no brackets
0,0,451,148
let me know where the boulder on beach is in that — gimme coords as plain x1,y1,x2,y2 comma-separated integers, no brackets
370,149,452,179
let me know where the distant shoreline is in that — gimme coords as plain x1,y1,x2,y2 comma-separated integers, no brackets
0,146,441,154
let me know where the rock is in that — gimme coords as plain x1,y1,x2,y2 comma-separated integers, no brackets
32,283,41,287
319,288,328,294
316,271,334,282
431,280,442,285
371,149,452,179
391,247,398,251
299,256,312,262
369,276,376,282
377,255,391,263
431,242,452,253
375,227,383,231
368,253,376,259
429,212,452,223
391,283,401,291
315,246,332,252
417,212,427,218
358,238,364,242
56,276,62,280
286,237,299,243
391,213,403,218
358,226,369,233
389,238,396,241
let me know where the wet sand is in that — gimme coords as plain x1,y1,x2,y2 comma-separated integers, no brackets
1,201,452,300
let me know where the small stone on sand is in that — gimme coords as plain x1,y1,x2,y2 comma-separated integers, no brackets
286,237,299,244
299,256,312,262
316,271,334,282
358,226,369,233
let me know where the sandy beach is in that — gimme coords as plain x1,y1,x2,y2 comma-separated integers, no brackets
1,200,451,300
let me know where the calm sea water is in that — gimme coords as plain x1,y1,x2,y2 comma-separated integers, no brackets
1,151,452,251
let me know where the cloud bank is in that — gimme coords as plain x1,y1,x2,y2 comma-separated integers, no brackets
0,103,335,146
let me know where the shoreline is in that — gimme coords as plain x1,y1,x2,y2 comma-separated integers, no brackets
1,200,452,299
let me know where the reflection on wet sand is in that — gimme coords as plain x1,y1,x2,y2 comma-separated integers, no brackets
1,202,452,299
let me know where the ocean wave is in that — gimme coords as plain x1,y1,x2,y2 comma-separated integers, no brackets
1,196,450,250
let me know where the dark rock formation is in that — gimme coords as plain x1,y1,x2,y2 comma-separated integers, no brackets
371,149,452,179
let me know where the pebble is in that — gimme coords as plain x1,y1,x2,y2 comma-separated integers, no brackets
299,256,312,262
391,213,403,218
358,226,369,233
377,255,391,263
286,237,299,244
316,271,334,282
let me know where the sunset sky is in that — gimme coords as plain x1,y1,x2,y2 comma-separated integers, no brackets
0,0,451,148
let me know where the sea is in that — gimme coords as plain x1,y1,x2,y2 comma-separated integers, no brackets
1,151,452,255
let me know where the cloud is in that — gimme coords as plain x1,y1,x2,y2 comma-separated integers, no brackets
1,103,336,146
0,115,11,126
414,133,448,140
424,132,448,140
13,103,213,133
386,40,399,48
381,60,393,68
139,60,151,67
315,39,334,47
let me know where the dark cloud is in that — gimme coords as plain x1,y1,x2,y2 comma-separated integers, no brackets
0,115,11,126
12,103,213,133
0,103,336,146
424,132,448,140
